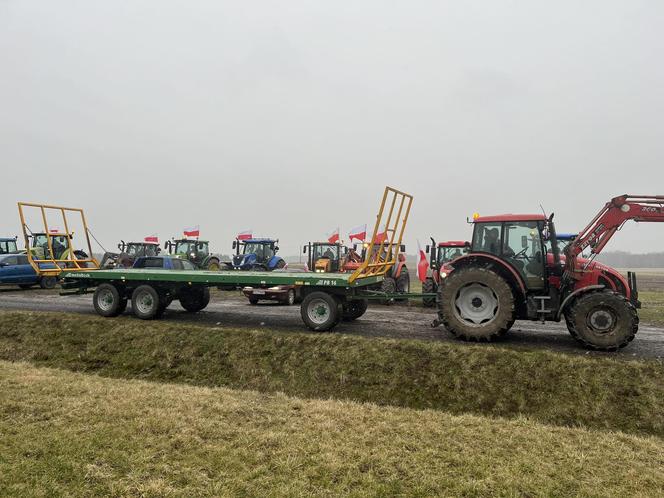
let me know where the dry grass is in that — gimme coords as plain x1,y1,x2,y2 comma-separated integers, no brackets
1,311,664,438
1,360,663,497
639,291,664,327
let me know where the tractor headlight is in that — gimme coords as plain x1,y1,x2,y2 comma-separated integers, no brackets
440,270,448,279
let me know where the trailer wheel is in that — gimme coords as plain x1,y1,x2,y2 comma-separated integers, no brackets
422,278,437,307
180,287,211,312
94,283,126,317
342,299,368,321
131,285,163,320
438,267,515,341
565,290,638,351
39,276,57,289
301,292,341,331
248,297,259,305
284,289,296,306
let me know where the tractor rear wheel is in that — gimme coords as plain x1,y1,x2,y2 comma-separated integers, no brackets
438,267,515,342
565,290,638,351
94,283,126,317
301,292,341,331
179,287,211,312
342,299,368,321
422,278,437,307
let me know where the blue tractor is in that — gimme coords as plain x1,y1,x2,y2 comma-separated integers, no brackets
227,238,286,271
0,237,19,255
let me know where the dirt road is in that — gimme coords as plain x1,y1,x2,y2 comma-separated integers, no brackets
1,289,663,360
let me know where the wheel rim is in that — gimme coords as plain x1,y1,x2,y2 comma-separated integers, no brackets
135,291,155,314
288,290,295,305
97,288,115,312
306,298,330,325
454,283,499,325
587,307,617,334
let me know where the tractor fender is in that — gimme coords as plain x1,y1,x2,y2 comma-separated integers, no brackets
267,255,284,270
392,260,407,279
449,254,527,298
555,284,605,320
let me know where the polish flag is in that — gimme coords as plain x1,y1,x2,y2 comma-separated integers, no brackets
348,224,367,242
373,225,387,244
144,235,159,244
417,239,429,282
327,227,340,244
183,225,200,238
48,228,60,234
236,230,252,241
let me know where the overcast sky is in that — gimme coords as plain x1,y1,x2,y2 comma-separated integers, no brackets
1,1,663,256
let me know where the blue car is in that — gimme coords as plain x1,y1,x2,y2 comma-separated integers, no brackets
132,255,198,270
0,254,57,289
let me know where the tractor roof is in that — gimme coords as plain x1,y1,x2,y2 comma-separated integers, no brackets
128,241,159,245
175,238,209,243
474,214,547,223
438,240,468,247
0,237,17,242
241,238,276,243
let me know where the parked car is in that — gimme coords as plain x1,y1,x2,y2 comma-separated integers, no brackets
0,254,57,289
242,284,299,305
132,255,198,270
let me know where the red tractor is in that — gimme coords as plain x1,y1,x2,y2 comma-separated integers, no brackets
434,195,664,351
422,239,469,307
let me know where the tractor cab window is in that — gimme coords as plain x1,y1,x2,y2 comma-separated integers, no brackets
196,243,209,256
472,223,502,255
0,240,17,254
438,246,467,265
175,241,194,255
314,244,339,261
126,244,141,257
263,244,275,260
145,244,159,256
502,222,545,289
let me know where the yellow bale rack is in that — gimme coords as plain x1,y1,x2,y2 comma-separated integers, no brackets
349,186,413,283
18,202,100,276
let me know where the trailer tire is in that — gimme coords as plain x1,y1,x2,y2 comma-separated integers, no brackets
301,292,341,331
94,284,126,317
39,276,57,289
131,285,163,320
284,289,296,306
180,287,211,312
342,299,368,321
422,278,437,307
248,297,259,305
565,290,638,351
438,267,514,342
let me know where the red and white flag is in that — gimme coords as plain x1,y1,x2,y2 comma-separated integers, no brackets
327,227,340,244
348,224,367,242
183,225,200,238
48,228,60,234
144,235,159,244
236,229,252,241
373,225,388,244
417,239,429,282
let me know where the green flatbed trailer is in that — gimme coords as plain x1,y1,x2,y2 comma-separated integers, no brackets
60,269,387,331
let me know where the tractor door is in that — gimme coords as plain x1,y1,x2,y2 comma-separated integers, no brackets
502,222,546,290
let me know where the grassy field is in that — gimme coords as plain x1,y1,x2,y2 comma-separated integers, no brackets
1,360,663,497
1,311,664,439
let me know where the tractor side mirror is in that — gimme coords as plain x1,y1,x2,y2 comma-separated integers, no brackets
400,244,406,253
117,243,122,250
232,241,237,250
274,246,279,252
425,245,430,252
303,246,307,253
521,235,528,248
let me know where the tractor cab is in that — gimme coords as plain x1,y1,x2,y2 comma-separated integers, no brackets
230,238,286,271
0,237,18,255
30,232,75,260
426,240,469,272
120,241,161,258
164,239,221,270
303,242,348,273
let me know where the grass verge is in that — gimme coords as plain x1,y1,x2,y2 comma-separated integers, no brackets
639,291,664,327
1,311,663,438
1,361,663,497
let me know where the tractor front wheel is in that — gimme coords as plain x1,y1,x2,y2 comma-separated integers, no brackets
438,267,515,342
565,290,638,351
301,292,341,331
422,278,437,307
207,258,221,271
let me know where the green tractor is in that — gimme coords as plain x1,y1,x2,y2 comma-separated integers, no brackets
164,238,221,271
28,232,90,265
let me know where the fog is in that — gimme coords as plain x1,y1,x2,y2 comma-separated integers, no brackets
1,1,663,256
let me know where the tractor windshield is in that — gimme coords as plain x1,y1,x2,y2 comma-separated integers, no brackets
32,234,71,259
438,246,467,265
243,242,273,260
313,244,339,261
127,243,159,257
0,240,17,254
175,241,196,255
